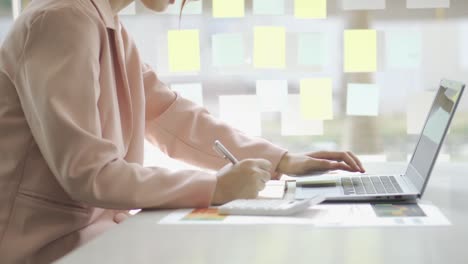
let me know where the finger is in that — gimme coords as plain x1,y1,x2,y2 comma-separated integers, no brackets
318,152,360,172
253,159,273,171
257,170,271,183
313,159,353,172
255,176,266,191
346,151,366,173
240,159,272,171
113,212,130,224
327,161,355,172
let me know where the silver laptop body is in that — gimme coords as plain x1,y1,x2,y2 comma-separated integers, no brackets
296,79,465,202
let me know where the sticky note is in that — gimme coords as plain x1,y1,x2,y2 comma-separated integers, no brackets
298,33,328,67
212,33,244,66
346,83,379,116
281,95,324,136
256,80,288,112
254,27,286,69
294,0,327,19
171,83,204,106
21,0,31,7
253,0,284,15
213,0,244,18
407,0,449,8
461,25,468,70
407,91,436,134
168,30,200,72
219,95,261,136
300,78,333,120
163,0,202,15
423,108,450,143
342,0,385,10
344,29,377,73
119,2,136,15
386,30,422,70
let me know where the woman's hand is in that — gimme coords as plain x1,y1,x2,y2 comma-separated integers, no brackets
212,159,272,205
276,151,365,176
113,211,132,224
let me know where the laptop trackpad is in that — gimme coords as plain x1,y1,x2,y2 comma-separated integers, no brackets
295,186,342,200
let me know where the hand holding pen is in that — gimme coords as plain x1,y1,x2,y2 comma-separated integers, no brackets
213,140,239,164
211,140,272,205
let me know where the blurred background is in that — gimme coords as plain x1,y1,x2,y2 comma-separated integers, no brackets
2,0,467,171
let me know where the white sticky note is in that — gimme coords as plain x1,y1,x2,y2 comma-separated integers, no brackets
168,30,200,72
298,33,328,67
407,91,436,134
213,0,244,18
346,84,379,116
461,24,468,70
254,27,286,69
342,0,385,10
300,78,333,120
423,108,450,143
256,80,288,112
163,0,202,15
171,83,204,106
386,30,422,70
407,0,449,8
212,33,244,67
219,95,261,136
119,2,136,15
281,95,324,136
344,29,377,73
253,0,285,15
295,0,327,19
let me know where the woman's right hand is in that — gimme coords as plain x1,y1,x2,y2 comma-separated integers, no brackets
212,159,272,205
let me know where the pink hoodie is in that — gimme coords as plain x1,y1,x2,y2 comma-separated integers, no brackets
0,0,286,262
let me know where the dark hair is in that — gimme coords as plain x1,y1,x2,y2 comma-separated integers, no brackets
179,0,187,22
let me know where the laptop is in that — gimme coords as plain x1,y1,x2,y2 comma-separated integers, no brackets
295,79,465,202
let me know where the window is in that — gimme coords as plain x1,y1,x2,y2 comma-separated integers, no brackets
4,1,467,169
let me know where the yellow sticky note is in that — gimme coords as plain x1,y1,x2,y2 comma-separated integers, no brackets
22,0,31,8
254,27,286,69
344,29,377,72
295,0,327,19
300,78,333,120
213,0,244,18
168,30,200,72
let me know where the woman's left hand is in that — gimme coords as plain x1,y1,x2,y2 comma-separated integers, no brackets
113,211,132,224
276,151,365,176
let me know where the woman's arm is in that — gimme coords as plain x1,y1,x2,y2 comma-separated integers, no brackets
141,63,288,179
15,7,217,210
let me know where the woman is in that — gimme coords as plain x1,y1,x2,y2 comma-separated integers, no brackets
0,0,365,263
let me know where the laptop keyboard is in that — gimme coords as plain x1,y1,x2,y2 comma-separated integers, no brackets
341,176,404,195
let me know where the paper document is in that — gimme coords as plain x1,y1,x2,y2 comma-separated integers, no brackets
159,201,450,227
258,180,286,199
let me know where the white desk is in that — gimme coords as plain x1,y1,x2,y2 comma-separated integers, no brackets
56,162,468,264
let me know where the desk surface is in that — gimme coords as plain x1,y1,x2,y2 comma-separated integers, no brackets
57,162,468,264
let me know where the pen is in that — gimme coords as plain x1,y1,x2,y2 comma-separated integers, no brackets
213,140,239,164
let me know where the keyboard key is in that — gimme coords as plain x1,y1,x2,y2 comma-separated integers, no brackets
351,178,366,194
341,177,355,195
390,176,404,193
370,176,386,194
361,177,376,194
380,176,397,193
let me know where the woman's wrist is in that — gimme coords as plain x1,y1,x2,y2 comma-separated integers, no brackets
276,152,292,175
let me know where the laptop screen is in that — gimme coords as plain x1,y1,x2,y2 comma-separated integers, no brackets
406,80,465,195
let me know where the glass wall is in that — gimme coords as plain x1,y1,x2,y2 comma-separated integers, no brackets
119,0,468,168
3,1,468,170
